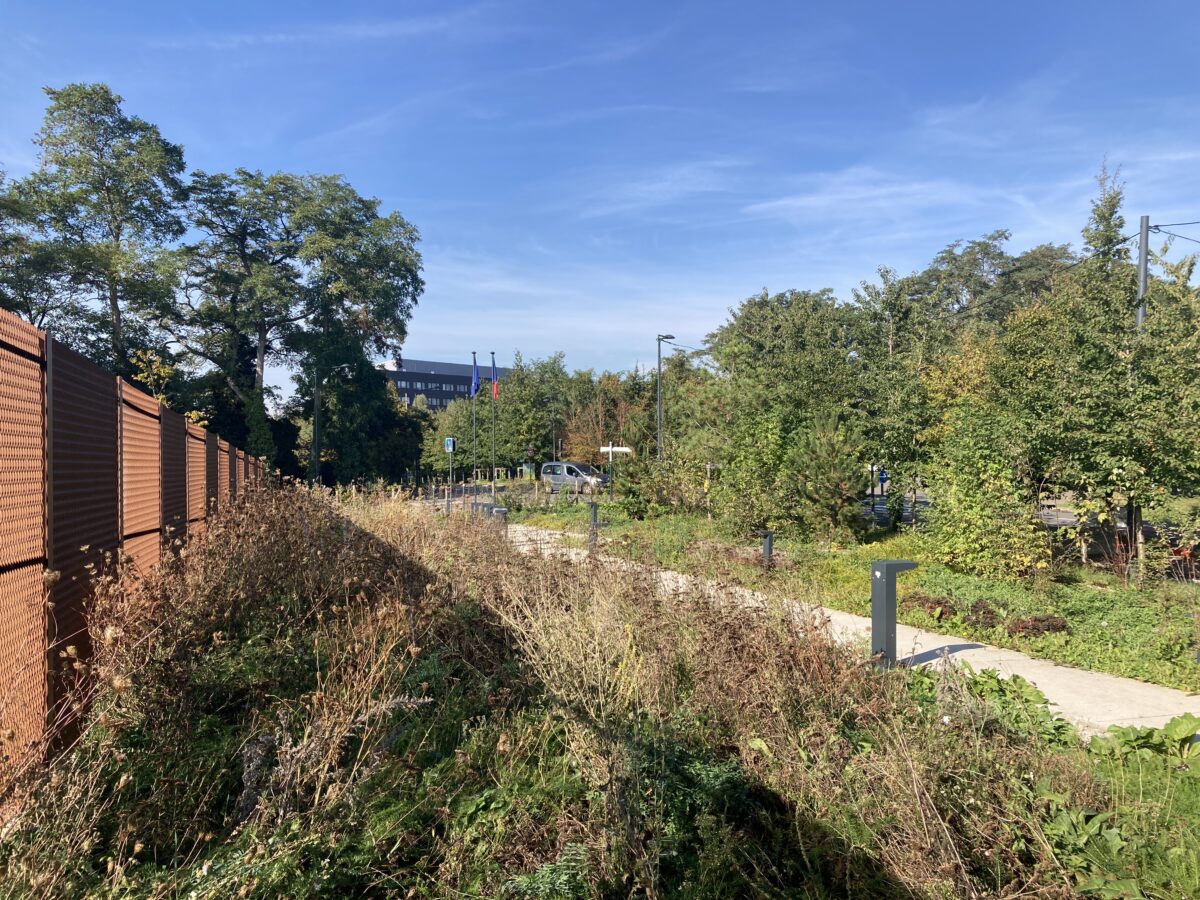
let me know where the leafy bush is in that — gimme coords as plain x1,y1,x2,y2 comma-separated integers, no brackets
924,401,1051,578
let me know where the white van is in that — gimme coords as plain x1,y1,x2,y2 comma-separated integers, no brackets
540,461,609,494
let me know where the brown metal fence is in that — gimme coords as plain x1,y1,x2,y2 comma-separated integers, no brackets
0,308,266,766
0,313,48,772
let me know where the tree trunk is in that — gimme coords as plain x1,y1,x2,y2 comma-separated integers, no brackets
1133,500,1145,586
256,322,267,391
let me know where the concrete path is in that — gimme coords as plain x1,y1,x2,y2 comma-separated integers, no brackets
506,524,1200,737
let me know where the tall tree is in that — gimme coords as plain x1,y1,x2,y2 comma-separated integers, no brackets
991,175,1200,568
13,84,185,373
153,170,423,462
1,170,87,334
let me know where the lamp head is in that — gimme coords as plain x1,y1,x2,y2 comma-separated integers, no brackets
658,334,675,341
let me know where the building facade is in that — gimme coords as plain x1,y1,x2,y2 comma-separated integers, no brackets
381,358,510,410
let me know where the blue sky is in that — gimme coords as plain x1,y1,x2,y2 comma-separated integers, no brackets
3,1,1200,388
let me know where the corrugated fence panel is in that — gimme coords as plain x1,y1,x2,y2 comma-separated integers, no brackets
217,439,231,507
205,432,218,511
0,566,46,766
119,383,161,575
161,408,187,542
0,314,45,571
187,423,207,540
1,308,263,761
0,311,47,765
48,339,118,676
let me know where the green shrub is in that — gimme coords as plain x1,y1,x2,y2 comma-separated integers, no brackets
924,401,1050,578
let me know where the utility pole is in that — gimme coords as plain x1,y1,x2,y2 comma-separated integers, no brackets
490,351,498,499
656,333,674,459
471,351,478,494
1128,214,1151,572
1137,214,1149,327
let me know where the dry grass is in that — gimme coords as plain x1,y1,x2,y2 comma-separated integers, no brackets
0,488,1171,897
357,498,1102,897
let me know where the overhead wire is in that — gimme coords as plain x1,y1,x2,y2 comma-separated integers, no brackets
662,339,709,355
1150,226,1200,247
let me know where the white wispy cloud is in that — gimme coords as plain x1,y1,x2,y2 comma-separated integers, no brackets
747,166,976,216
517,103,699,129
300,26,672,148
146,3,509,51
563,158,747,220
523,26,673,76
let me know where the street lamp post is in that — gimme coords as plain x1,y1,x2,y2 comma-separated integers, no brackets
656,334,674,459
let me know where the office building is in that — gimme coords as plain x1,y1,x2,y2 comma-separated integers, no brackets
380,358,509,410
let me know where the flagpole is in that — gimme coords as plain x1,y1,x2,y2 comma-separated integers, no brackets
490,351,497,499
471,351,477,496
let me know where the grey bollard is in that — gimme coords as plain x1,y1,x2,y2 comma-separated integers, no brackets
588,502,599,554
491,506,508,537
871,560,918,666
753,529,774,569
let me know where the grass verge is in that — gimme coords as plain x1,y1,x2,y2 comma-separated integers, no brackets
507,499,1200,692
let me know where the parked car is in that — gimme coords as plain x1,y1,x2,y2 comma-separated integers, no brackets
540,461,610,494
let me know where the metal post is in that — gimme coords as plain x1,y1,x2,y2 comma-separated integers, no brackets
655,334,675,459
310,373,320,483
491,351,497,500
1137,214,1149,328
471,350,478,496
445,485,451,516
871,560,918,666
1128,214,1151,570
588,501,598,554
656,337,662,458
754,529,773,569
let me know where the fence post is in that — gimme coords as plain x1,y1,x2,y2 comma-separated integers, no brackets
871,559,918,666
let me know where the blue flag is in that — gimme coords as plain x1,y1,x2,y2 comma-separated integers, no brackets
470,353,480,398
491,354,498,400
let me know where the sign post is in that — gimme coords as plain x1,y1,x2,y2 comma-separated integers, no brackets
445,437,457,502
600,444,632,495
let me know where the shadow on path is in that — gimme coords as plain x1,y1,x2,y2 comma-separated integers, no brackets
899,642,986,667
